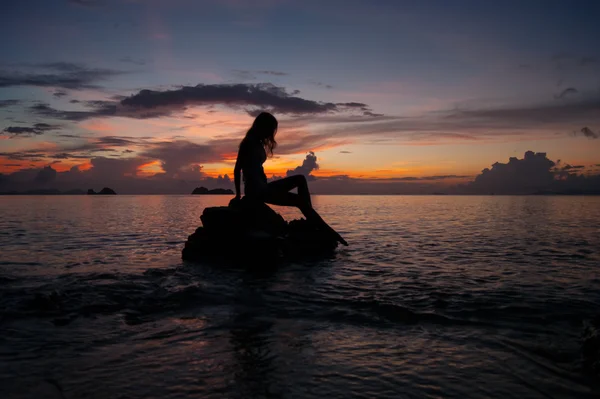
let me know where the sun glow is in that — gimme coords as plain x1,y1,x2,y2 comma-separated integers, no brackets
138,160,163,176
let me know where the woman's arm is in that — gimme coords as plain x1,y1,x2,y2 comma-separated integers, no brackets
233,151,242,198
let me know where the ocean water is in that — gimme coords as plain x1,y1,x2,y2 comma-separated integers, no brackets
1,195,599,399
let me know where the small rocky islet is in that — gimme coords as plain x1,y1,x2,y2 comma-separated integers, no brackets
182,197,339,265
191,187,234,195
87,187,117,195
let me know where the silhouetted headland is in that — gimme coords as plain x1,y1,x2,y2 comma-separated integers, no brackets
87,187,117,195
191,187,234,195
182,197,338,265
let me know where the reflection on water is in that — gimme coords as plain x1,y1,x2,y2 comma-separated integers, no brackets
0,195,599,398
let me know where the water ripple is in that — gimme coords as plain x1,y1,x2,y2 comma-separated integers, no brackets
0,195,599,398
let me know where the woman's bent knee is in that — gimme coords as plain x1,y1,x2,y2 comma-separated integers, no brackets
293,174,307,185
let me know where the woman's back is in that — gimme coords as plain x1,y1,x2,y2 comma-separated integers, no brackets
239,138,267,195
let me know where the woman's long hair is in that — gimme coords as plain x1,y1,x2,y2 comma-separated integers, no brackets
241,112,278,156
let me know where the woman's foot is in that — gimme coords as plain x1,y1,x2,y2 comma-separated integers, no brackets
316,219,348,246
304,208,348,246
331,230,348,246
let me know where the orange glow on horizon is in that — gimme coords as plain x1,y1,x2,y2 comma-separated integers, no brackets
137,160,163,176
0,159,93,174
77,162,93,171
50,162,78,172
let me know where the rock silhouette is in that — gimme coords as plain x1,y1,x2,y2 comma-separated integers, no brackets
87,187,117,195
182,197,338,264
191,187,234,195
583,316,600,376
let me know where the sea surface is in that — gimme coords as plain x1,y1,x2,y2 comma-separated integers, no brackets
1,195,599,399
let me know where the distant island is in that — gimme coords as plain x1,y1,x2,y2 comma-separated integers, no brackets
0,189,86,195
191,187,234,195
87,187,117,195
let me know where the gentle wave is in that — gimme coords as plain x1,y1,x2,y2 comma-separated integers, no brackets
1,195,599,399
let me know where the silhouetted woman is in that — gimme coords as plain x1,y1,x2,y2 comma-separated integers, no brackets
233,111,347,246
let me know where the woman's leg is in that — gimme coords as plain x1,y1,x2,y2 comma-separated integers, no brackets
261,190,310,216
261,178,348,246
264,175,312,209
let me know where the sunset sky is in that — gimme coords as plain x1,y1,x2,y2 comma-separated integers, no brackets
1,0,599,194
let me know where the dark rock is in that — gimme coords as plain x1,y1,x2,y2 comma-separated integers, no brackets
99,187,117,195
582,316,600,376
192,187,208,195
88,187,117,195
192,186,234,195
182,197,338,264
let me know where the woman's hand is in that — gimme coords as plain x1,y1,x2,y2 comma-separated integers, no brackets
229,195,241,208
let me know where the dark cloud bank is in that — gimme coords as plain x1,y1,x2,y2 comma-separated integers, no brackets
7,60,597,147
2,123,60,137
22,82,379,121
0,62,126,90
1,150,598,195
22,81,597,148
